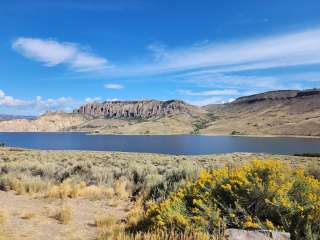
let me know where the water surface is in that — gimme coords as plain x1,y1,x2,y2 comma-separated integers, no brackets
0,132,319,155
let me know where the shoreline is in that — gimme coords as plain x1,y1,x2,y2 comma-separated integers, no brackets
0,131,320,139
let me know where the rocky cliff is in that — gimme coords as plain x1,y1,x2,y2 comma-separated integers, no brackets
74,100,195,119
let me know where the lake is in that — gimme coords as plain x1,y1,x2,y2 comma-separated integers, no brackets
0,132,319,155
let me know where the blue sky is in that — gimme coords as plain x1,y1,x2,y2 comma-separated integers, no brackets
1,0,320,115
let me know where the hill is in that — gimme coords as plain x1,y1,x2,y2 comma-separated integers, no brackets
0,112,85,132
0,90,319,136
0,100,208,134
71,100,208,134
202,89,320,136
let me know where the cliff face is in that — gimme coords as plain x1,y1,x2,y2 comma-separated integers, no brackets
74,100,193,119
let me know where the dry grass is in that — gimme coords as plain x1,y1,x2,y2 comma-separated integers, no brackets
47,180,114,199
0,227,14,240
0,209,8,224
0,148,318,239
1,148,317,202
126,197,145,227
54,202,72,224
95,214,115,228
113,179,129,199
21,211,37,220
97,228,215,240
0,209,17,240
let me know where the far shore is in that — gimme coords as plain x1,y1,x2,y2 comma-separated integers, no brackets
0,130,320,139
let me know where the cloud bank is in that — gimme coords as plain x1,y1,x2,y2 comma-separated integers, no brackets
0,90,77,115
12,38,109,72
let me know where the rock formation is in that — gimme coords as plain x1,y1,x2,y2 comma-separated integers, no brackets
74,100,194,119
225,229,290,240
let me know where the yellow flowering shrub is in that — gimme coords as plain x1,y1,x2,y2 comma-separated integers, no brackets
145,160,320,240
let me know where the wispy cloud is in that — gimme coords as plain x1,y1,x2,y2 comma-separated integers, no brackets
12,38,109,72
111,28,320,77
186,97,230,106
178,89,239,96
104,83,124,89
85,97,101,103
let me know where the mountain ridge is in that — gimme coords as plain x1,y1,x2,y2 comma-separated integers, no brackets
0,89,319,136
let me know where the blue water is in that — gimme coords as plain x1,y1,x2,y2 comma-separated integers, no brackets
0,132,319,155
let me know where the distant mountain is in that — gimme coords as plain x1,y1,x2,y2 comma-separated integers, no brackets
0,90,319,136
0,112,84,132
0,114,36,121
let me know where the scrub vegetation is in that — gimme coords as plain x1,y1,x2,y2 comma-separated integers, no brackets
0,147,319,239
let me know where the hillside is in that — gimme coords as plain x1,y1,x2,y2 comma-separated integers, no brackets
0,100,208,134
203,89,320,136
71,100,207,134
0,112,85,132
0,90,319,136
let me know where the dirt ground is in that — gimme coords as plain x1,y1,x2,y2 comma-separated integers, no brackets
0,191,130,240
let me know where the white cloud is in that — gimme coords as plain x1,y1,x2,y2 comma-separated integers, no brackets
85,97,101,103
0,90,77,115
104,83,124,89
0,90,5,98
106,98,119,102
110,28,320,77
0,90,31,107
179,89,239,96
12,38,109,72
186,97,226,106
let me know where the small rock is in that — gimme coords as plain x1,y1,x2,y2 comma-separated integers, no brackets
225,229,290,240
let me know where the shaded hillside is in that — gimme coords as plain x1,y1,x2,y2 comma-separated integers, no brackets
203,89,320,136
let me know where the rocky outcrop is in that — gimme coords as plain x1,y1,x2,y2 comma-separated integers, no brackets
74,100,194,119
225,229,290,240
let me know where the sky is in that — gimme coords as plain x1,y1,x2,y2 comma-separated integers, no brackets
1,0,320,115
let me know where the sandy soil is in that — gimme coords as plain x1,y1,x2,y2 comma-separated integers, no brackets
0,191,130,240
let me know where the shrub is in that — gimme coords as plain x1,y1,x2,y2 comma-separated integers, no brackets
95,214,115,228
305,162,320,180
145,160,320,240
230,130,244,135
54,202,72,224
294,153,320,158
